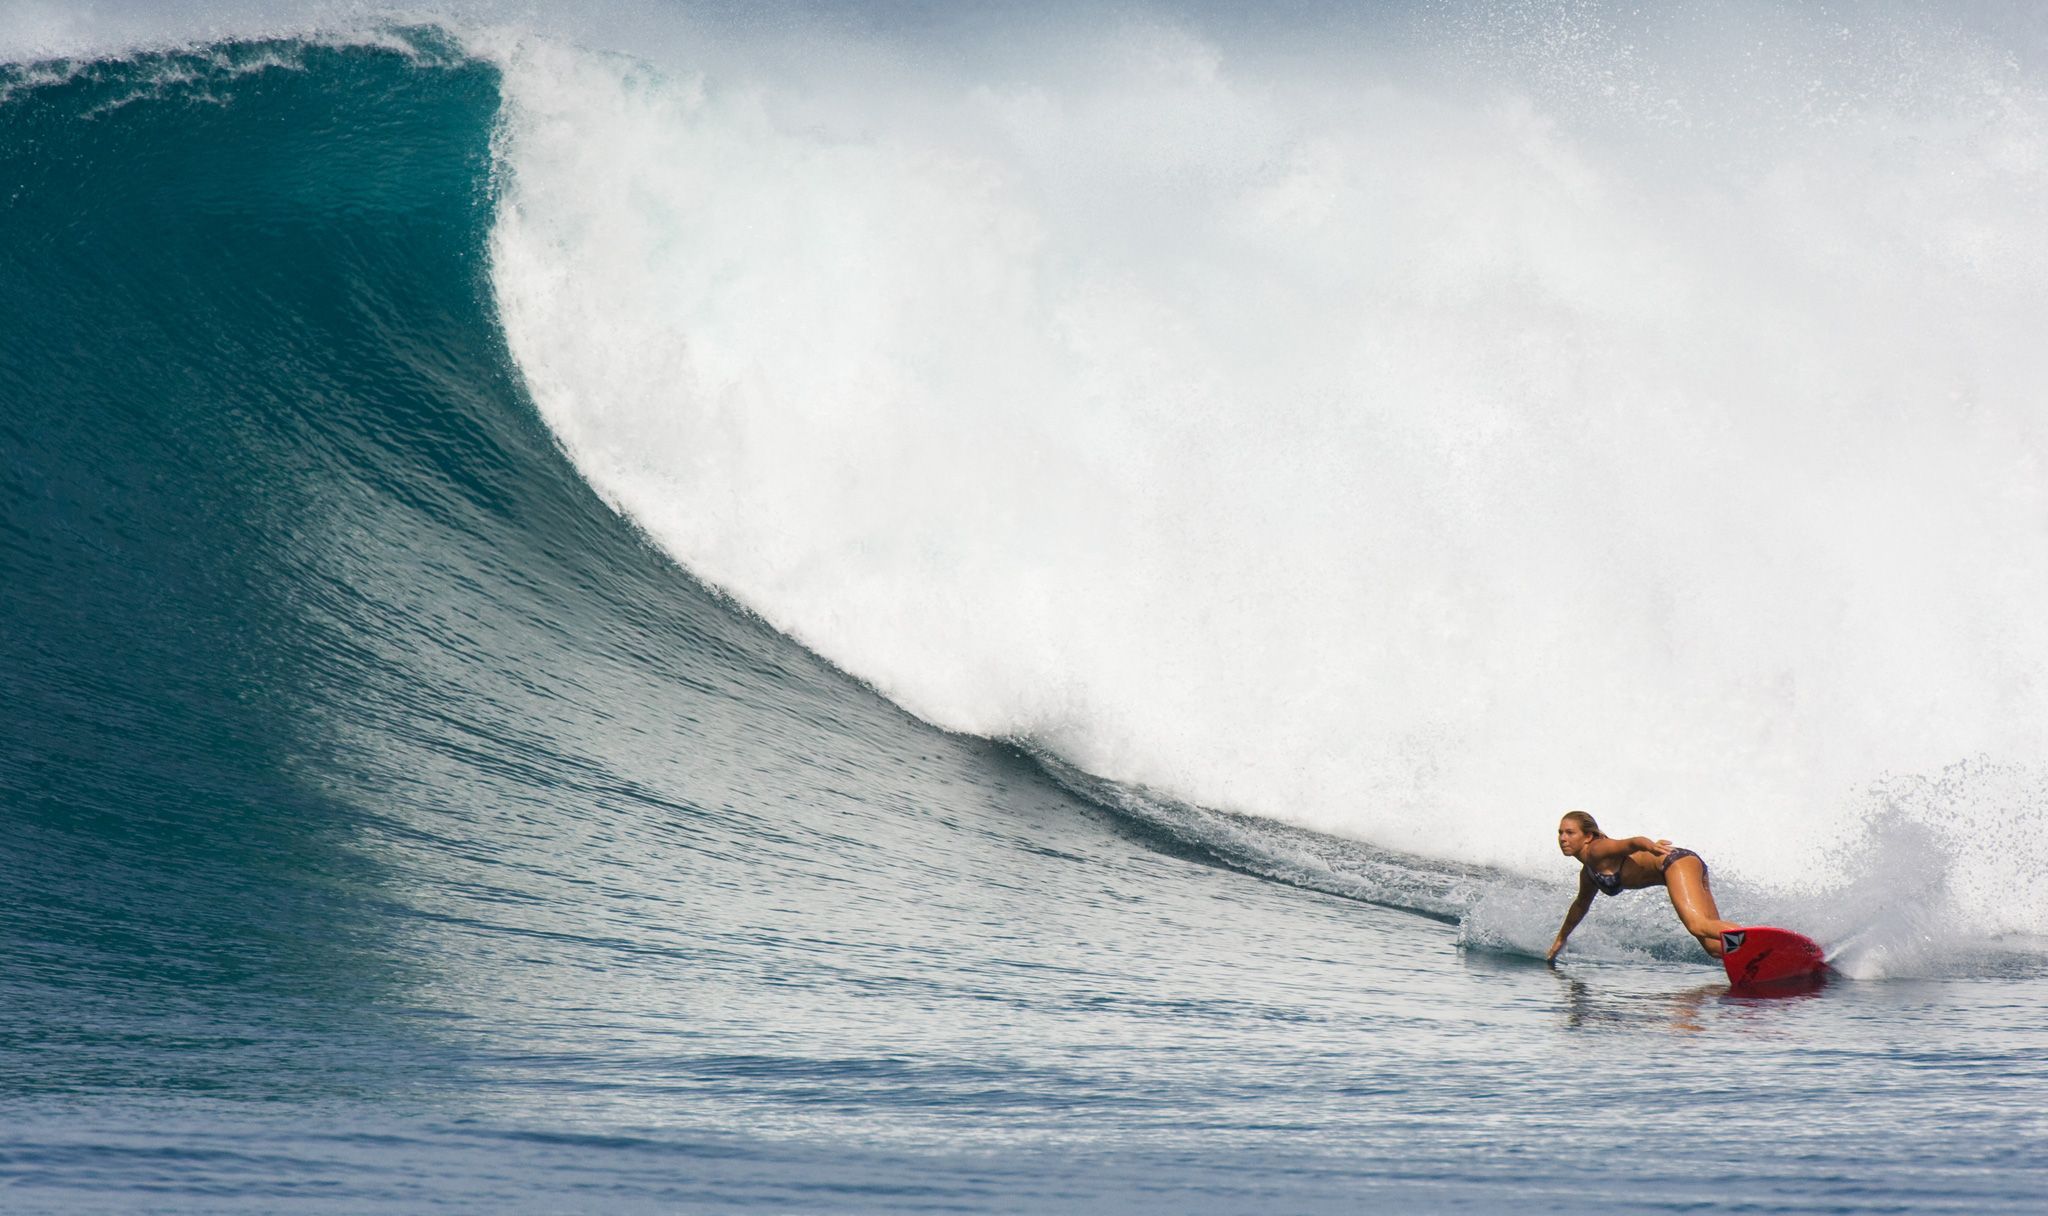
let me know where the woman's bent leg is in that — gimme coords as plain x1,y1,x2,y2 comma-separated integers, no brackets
1664,856,1741,959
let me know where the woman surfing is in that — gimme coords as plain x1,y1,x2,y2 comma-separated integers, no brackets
1548,810,1741,961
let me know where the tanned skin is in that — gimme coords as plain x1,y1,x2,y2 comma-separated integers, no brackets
1549,816,1742,961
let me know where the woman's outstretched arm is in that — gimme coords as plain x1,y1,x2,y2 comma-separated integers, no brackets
1580,835,1669,863
1548,870,1598,962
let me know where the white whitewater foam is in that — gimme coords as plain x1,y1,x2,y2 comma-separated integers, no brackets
481,4,2048,938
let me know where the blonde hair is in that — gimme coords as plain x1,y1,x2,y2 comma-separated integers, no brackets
1560,810,1603,838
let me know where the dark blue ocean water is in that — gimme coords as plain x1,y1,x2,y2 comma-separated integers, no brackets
4,31,2048,1214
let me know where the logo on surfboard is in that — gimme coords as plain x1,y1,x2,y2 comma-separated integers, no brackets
1720,926,1826,989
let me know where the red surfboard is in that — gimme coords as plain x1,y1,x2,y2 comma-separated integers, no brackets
1720,926,1827,990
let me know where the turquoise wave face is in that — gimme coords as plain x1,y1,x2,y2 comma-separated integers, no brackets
0,35,849,1085
0,36,522,1086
